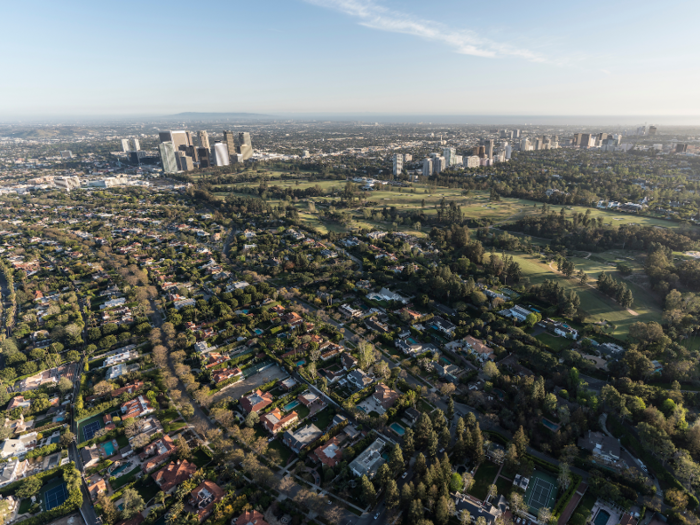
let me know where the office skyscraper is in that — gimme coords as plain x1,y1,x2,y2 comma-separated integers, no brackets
422,158,432,177
133,139,140,151
214,143,230,166
237,132,253,160
224,131,236,160
198,147,210,168
198,131,210,149
121,139,130,152
443,147,456,166
393,154,403,176
433,156,445,175
158,142,178,174
485,139,494,159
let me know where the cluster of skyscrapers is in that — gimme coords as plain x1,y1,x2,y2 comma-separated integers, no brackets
121,138,141,152
157,130,254,174
572,133,622,151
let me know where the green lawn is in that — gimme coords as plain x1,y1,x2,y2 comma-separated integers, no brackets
295,404,310,420
164,422,187,433
535,332,574,352
268,439,294,465
18,498,32,515
313,408,335,431
495,476,513,499
469,462,500,500
192,448,213,468
109,466,142,490
133,476,160,504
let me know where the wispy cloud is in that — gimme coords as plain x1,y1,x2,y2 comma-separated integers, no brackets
303,0,550,63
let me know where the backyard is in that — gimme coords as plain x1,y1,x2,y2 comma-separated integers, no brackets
469,461,500,500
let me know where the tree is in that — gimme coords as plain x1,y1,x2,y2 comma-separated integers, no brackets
176,436,192,460
462,472,474,493
415,413,434,448
16,476,42,499
122,488,145,519
558,462,572,490
577,270,588,285
665,488,689,511
512,426,529,457
180,403,194,419
361,475,376,502
93,380,113,396
638,422,676,464
460,510,471,525
376,464,391,488
428,430,439,457
538,507,553,524
435,496,451,525
415,453,427,476
403,428,415,456
510,492,528,517
98,492,119,525
408,499,424,523
58,376,73,395
450,472,464,492
483,361,500,379
60,431,75,448
487,484,498,500
389,443,404,472
447,397,455,422
357,340,375,371
386,479,400,509
245,411,259,428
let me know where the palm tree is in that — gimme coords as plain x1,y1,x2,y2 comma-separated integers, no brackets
156,491,166,507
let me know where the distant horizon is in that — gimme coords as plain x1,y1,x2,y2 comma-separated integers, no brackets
3,113,700,128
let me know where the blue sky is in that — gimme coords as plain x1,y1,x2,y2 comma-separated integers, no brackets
2,0,698,118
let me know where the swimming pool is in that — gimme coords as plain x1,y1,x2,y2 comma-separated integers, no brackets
50,435,60,444
296,360,306,366
253,328,264,335
542,418,559,431
407,337,418,344
102,441,115,456
283,400,300,412
440,357,451,365
594,510,611,525
111,462,130,476
389,422,406,436
54,416,64,422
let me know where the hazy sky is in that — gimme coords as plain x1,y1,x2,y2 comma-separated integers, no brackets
3,0,699,118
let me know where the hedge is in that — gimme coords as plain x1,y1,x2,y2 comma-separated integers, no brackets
21,422,66,437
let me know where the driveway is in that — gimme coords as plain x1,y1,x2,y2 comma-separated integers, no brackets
210,364,289,405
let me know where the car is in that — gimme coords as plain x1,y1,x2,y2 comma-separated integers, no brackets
374,512,381,520
327,499,333,505
401,472,408,479
438,448,445,454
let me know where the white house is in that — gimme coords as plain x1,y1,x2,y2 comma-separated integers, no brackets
0,433,37,459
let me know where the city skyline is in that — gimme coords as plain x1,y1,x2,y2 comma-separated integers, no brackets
2,0,699,119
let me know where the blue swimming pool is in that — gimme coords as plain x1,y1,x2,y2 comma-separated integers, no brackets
102,441,115,456
296,360,306,366
594,510,611,525
283,400,300,412
54,416,64,422
50,435,60,444
407,337,418,344
253,328,264,335
389,422,406,436
440,357,451,365
542,418,559,431
111,462,130,476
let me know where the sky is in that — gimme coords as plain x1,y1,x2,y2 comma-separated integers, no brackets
2,0,699,120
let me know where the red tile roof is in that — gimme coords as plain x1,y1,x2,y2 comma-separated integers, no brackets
152,460,197,493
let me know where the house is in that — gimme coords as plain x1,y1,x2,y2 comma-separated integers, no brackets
298,391,326,410
235,510,270,525
577,431,621,463
404,407,421,425
194,341,214,354
7,396,31,411
106,364,127,380
203,353,228,369
365,319,390,333
104,348,139,367
347,369,373,390
152,460,197,493
339,304,363,319
101,297,126,310
87,477,107,501
320,345,343,361
453,494,507,525
599,342,625,355
111,381,144,398
240,390,274,414
434,362,460,383
313,436,344,468
349,438,385,479
282,312,304,327
283,424,323,453
140,435,178,472
121,396,154,419
188,480,225,522
211,368,243,383
279,377,297,390
0,458,28,487
504,305,533,322
464,336,495,362
341,353,358,371
174,298,196,310
260,408,299,434
80,445,102,468
0,432,37,459
373,384,400,410
432,316,456,336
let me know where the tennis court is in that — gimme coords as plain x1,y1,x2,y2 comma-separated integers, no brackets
82,421,102,441
44,483,68,510
525,471,558,512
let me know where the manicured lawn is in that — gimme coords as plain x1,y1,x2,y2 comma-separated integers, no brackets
159,409,180,424
295,404,310,420
164,422,187,433
495,476,513,499
116,434,129,447
110,466,142,490
314,408,335,431
535,333,573,352
192,448,213,468
133,476,160,504
268,439,293,465
418,399,434,414
18,498,32,514
469,462,500,500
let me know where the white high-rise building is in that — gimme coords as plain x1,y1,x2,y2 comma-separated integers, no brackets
422,158,433,177
214,143,230,166
158,142,178,174
133,139,140,151
443,147,456,166
464,156,480,168
433,156,446,175
505,145,513,160
393,154,403,176
520,138,531,151
121,139,130,152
